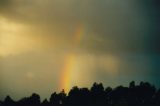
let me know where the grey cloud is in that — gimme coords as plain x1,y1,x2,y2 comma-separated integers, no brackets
0,0,159,54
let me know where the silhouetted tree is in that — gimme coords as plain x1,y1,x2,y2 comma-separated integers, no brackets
68,86,81,106
153,89,160,106
105,87,113,105
109,86,129,106
17,93,40,106
41,99,49,106
18,97,29,106
0,101,2,106
50,92,59,106
1,81,160,106
2,96,15,106
29,93,41,106
58,90,67,106
129,81,135,88
90,82,106,106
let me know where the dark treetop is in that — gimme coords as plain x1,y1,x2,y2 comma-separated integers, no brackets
1,81,160,106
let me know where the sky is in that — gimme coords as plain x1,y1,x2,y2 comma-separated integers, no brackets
0,0,160,100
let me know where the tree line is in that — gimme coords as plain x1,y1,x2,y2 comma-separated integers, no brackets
0,81,160,106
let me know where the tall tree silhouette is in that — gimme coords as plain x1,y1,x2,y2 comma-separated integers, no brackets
1,81,160,106
17,93,40,106
90,83,106,106
3,96,15,106
41,99,49,106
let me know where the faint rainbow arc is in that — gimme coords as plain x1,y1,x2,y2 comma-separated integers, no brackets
60,24,85,92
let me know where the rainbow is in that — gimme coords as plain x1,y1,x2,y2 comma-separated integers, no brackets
60,23,85,92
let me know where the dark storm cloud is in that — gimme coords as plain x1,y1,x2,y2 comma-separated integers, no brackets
81,0,160,54
0,0,10,6
134,0,160,54
0,0,159,55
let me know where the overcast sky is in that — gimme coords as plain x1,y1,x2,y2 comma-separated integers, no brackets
0,0,160,100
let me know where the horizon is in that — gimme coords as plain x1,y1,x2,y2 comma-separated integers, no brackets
0,81,159,101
